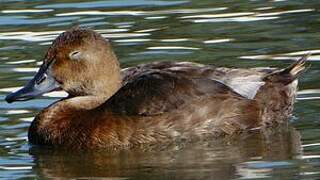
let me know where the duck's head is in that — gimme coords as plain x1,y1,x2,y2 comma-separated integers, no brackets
6,28,121,103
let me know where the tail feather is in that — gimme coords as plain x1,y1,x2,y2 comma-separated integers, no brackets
283,54,309,77
263,54,309,85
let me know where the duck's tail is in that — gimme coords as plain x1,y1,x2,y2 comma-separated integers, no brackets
263,54,309,85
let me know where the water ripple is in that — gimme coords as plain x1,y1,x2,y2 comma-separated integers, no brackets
181,8,314,23
19,117,34,122
36,0,189,9
255,9,314,17
55,7,227,17
145,16,168,20
0,30,63,42
239,49,320,61
0,165,32,170
12,67,38,73
6,59,36,65
56,10,146,16
190,16,279,23
160,38,189,42
180,12,255,19
147,46,200,50
0,16,79,25
2,9,53,13
115,38,151,43
300,155,320,160
5,110,29,115
302,143,320,148
204,38,234,44
0,29,143,42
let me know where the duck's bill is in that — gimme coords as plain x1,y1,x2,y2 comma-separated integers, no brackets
5,62,61,103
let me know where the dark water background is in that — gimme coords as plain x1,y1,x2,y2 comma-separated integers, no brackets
0,0,320,179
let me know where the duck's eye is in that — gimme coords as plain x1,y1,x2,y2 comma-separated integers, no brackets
69,51,81,60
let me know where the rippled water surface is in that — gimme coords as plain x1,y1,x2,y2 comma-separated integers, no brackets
0,0,320,179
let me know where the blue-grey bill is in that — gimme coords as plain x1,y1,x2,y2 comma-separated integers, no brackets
5,62,60,103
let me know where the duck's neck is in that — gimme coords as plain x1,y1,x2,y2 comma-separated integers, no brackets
63,96,106,110
90,56,122,100
89,71,122,102
67,53,122,109
66,75,122,110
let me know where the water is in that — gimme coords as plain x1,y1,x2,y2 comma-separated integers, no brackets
0,0,319,179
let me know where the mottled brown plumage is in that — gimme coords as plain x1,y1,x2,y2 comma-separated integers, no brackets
5,28,307,150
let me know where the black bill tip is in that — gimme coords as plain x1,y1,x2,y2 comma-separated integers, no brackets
5,87,35,103
5,93,16,103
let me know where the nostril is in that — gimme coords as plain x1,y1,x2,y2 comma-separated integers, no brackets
36,74,47,85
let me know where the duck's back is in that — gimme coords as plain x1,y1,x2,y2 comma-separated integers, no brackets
117,57,306,126
121,61,273,100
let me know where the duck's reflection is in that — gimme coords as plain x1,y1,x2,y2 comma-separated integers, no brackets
29,124,302,179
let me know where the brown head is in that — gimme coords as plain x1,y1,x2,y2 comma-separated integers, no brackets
6,28,121,103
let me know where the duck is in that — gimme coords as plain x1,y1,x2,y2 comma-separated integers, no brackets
5,27,307,150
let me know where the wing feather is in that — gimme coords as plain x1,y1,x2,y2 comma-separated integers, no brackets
106,69,242,115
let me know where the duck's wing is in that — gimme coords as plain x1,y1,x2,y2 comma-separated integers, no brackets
120,61,218,84
105,69,243,116
121,61,268,100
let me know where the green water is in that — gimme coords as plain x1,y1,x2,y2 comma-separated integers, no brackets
0,0,319,179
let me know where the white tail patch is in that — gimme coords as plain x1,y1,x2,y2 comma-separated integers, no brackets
227,75,265,99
